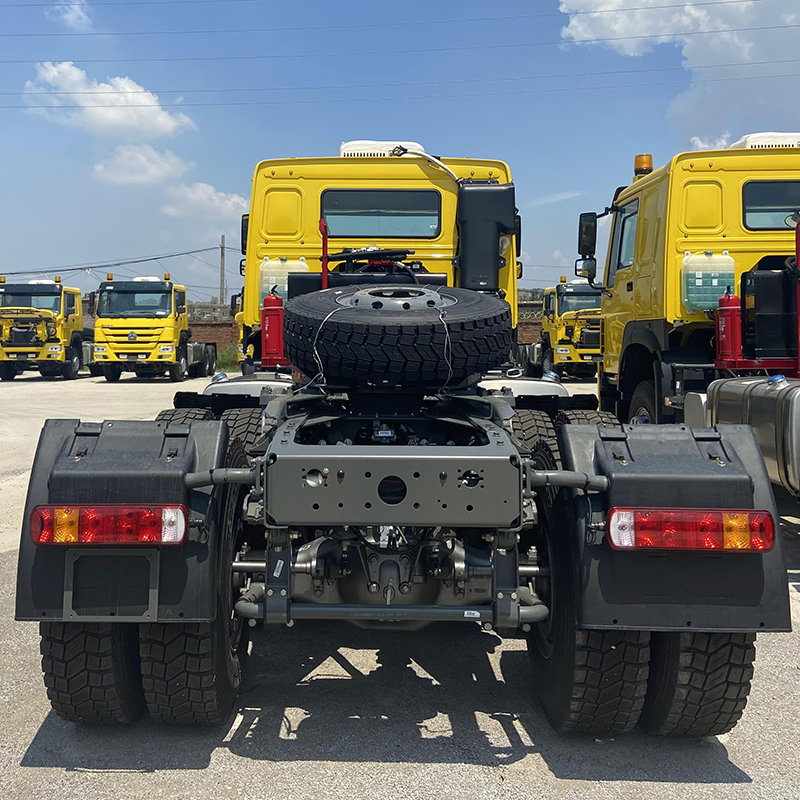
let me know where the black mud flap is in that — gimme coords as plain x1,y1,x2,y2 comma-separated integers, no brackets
15,419,228,623
558,423,791,632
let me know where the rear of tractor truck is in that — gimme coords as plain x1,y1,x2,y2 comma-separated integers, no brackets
15,286,790,737
14,142,791,739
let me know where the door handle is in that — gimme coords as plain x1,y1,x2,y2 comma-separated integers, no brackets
626,281,633,292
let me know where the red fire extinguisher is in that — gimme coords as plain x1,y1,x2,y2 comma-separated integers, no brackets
261,288,291,369
716,286,742,364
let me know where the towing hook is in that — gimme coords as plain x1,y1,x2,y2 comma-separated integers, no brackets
185,468,256,489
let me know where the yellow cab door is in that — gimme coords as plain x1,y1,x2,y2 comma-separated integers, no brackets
601,198,640,378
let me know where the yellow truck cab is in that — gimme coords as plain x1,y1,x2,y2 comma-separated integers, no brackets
237,140,521,372
574,133,800,422
0,276,84,381
91,274,216,383
538,277,601,377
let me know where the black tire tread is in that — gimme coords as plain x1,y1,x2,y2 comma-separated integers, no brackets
221,408,268,450
284,287,512,387
40,621,144,724
641,632,756,737
560,630,651,734
554,409,620,432
139,622,228,725
511,408,561,468
155,407,214,423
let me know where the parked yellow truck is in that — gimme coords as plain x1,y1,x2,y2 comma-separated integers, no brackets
0,276,84,381
90,274,217,382
537,277,601,377
574,133,800,422
235,141,523,372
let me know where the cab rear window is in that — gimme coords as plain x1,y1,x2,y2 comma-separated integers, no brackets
743,181,800,230
321,189,441,238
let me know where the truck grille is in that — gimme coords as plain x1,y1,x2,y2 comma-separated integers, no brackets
8,326,41,346
102,328,161,346
579,327,600,348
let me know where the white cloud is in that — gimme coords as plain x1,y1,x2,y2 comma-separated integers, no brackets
552,249,570,266
45,0,91,31
529,190,584,207
93,144,193,185
559,1,800,143
162,182,247,221
689,133,732,151
24,62,196,138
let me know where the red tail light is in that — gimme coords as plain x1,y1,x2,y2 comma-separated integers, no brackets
607,508,775,552
31,505,187,545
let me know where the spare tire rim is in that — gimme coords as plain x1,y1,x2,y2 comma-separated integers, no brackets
337,286,457,312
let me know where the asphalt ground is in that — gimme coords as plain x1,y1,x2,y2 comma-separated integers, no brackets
0,373,798,800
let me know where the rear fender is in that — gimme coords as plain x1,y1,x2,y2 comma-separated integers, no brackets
15,419,229,623
557,423,791,632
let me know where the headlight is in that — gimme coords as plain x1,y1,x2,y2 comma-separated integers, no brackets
93,345,106,353
47,344,62,352
46,322,57,338
556,347,570,354
159,345,174,353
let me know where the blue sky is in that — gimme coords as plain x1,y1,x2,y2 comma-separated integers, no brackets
1,0,798,300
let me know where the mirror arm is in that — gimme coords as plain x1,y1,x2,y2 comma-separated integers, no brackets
588,276,612,299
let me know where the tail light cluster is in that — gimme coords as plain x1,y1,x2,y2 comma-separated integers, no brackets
607,508,775,552
31,505,187,545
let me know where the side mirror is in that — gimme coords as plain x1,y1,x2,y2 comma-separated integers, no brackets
230,293,240,317
578,212,598,257
575,256,597,281
514,212,522,258
88,292,96,315
516,260,523,279
241,215,249,255
239,259,246,277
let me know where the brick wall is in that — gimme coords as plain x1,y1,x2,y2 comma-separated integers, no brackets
518,319,541,344
190,321,239,348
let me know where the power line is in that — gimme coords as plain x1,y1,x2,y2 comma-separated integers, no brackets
1,247,223,275
4,21,798,64
0,0,774,36
5,56,797,96
10,69,800,110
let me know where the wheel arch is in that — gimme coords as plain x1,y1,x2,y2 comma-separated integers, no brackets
619,326,662,399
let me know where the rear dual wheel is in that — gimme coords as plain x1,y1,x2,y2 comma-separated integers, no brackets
515,411,648,736
139,439,250,724
529,409,756,737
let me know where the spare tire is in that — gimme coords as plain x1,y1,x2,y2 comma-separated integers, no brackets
284,284,512,388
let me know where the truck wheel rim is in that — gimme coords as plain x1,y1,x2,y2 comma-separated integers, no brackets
336,286,457,312
72,354,80,373
630,407,653,424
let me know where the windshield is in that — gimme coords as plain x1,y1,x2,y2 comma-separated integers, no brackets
744,181,800,230
0,291,61,312
558,291,601,314
322,189,441,238
97,290,172,318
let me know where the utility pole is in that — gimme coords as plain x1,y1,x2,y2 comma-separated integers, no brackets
219,234,226,305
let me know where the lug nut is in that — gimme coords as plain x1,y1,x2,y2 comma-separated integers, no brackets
368,581,380,594
399,582,411,594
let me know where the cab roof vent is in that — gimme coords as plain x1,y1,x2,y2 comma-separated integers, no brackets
339,140,425,158
728,132,800,149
